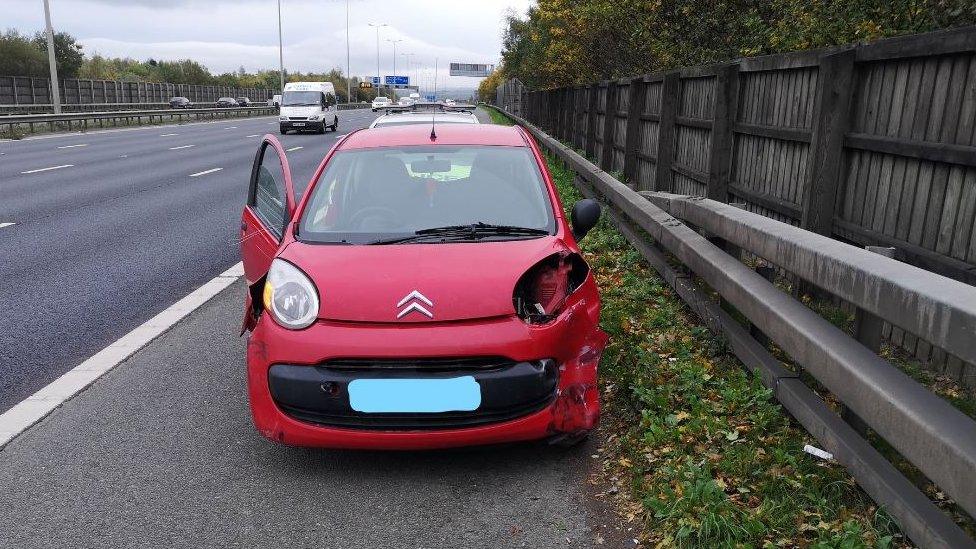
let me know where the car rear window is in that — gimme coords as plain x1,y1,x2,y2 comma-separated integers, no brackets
298,145,554,244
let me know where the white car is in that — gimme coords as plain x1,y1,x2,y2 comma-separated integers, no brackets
278,81,339,134
371,96,391,111
369,110,479,128
397,97,416,107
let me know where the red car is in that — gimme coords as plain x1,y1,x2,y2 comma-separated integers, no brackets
239,123,608,450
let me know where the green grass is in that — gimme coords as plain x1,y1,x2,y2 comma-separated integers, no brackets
547,155,904,548
483,105,910,547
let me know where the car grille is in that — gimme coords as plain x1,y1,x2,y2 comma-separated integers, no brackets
288,117,310,121
321,356,515,371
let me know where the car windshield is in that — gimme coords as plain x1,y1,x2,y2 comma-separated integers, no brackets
299,145,555,244
283,91,321,106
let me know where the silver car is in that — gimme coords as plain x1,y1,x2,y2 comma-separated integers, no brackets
369,111,479,128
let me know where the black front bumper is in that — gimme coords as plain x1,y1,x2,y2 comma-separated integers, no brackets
280,120,325,131
269,358,558,430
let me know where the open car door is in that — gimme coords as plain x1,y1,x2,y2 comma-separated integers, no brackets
240,135,296,333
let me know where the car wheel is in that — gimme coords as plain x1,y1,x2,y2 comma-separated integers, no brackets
279,126,288,135
330,117,338,132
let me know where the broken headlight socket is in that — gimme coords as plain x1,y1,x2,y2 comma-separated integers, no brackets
513,252,590,324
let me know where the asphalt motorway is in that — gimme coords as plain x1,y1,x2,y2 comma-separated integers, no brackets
0,280,606,548
0,111,378,412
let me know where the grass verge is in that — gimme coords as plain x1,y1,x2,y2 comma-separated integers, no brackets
484,106,910,547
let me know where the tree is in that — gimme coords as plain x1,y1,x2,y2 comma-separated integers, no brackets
0,29,47,77
31,31,84,78
500,0,976,89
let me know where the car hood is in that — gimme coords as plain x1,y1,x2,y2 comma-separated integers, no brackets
279,237,570,323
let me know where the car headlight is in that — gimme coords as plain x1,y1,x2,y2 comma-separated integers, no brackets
262,259,319,330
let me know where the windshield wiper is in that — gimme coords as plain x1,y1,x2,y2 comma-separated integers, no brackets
368,223,549,245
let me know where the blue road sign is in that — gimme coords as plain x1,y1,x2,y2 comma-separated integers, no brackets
384,75,409,86
371,76,381,85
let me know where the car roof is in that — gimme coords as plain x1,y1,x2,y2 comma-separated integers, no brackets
340,123,527,149
370,112,478,127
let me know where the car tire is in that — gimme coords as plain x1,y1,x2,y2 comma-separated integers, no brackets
279,126,288,135
330,117,338,132
317,123,326,135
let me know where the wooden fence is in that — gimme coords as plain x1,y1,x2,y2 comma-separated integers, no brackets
0,76,273,106
504,25,976,386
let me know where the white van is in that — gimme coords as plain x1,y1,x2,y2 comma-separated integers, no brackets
278,82,339,134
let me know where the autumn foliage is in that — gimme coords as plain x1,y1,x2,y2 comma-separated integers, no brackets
497,0,976,89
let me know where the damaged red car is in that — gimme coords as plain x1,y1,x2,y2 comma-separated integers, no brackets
239,123,608,450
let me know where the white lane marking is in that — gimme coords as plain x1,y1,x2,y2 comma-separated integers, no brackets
225,126,238,129
334,134,347,139
189,167,222,177
56,143,88,149
169,145,195,150
285,146,303,152
160,133,178,137
245,134,260,138
20,164,73,174
0,222,15,229
0,262,244,449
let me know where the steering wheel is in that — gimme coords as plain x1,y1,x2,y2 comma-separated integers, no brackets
347,206,403,230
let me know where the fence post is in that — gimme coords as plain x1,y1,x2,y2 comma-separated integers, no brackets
623,76,645,188
707,63,740,202
585,83,599,159
800,47,856,236
557,88,566,140
654,71,680,192
601,80,617,170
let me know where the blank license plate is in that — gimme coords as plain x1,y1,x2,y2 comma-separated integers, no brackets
292,122,306,126
348,376,481,413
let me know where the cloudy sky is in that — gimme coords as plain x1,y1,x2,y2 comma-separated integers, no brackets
4,0,532,91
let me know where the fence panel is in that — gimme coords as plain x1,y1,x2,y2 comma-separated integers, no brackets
0,75,274,107
496,25,976,386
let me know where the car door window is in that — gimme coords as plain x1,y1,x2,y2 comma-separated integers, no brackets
250,145,288,238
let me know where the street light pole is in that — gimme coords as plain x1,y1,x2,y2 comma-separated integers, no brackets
277,0,284,93
401,52,414,94
344,0,351,103
367,23,387,99
42,0,61,114
387,38,402,100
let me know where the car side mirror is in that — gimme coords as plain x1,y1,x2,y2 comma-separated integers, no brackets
570,199,601,240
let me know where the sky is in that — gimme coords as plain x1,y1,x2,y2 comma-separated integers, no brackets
3,0,533,92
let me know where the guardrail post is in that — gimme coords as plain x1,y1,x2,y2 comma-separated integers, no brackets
800,48,856,236
623,76,645,189
748,264,776,346
842,245,898,435
601,81,617,170
654,71,680,192
585,83,599,159
707,63,739,202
